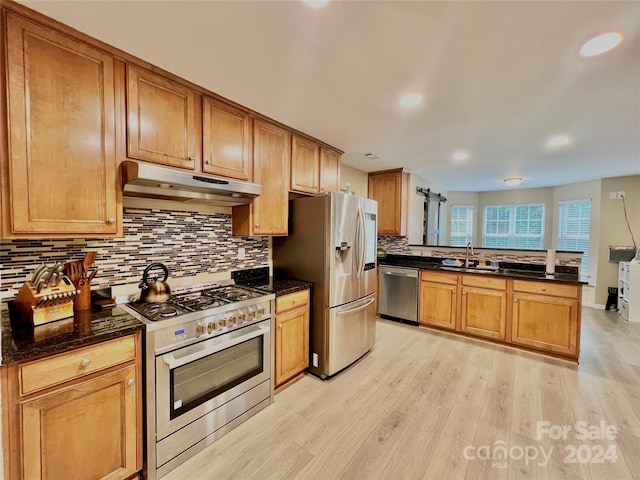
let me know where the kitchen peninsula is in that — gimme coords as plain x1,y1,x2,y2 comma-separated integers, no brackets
379,252,584,361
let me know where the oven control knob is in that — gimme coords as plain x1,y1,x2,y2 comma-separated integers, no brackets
219,318,227,327
247,309,256,320
257,307,266,317
196,324,207,335
238,313,246,324
207,321,217,333
228,316,237,327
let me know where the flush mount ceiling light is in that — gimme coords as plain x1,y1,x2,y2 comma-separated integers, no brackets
452,151,470,162
364,152,380,160
579,32,623,57
503,177,523,187
545,134,573,149
302,0,330,8
400,93,423,108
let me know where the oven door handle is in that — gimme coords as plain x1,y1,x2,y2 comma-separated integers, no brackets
162,324,268,369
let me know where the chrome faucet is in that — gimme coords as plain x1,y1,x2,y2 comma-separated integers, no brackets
465,241,474,267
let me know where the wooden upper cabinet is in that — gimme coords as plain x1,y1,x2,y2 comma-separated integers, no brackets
320,148,341,193
202,96,252,180
3,12,119,236
232,120,290,236
290,135,320,194
126,65,198,170
290,138,341,195
368,168,410,236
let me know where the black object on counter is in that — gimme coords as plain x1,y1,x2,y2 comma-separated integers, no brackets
233,266,313,296
2,301,143,364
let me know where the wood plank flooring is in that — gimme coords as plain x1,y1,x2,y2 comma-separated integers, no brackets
163,308,640,480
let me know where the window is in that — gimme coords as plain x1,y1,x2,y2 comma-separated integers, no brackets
483,204,545,249
558,200,591,282
450,206,474,246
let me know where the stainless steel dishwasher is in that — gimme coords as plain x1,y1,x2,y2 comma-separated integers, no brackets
379,265,419,325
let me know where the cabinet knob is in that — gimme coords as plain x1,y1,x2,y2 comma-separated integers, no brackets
205,160,211,165
107,217,116,224
462,291,467,295
188,155,195,162
541,287,546,292
255,223,260,228
128,379,135,387
514,299,518,303
278,324,283,329
81,358,91,367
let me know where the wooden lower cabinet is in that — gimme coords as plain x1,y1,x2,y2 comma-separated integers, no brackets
1,333,142,480
460,279,507,341
419,280,457,330
275,289,310,388
417,270,582,360
511,292,579,357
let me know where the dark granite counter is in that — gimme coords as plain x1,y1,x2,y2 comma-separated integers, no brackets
1,303,144,365
379,254,584,285
238,277,313,296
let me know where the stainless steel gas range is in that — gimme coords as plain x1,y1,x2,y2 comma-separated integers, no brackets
121,283,275,480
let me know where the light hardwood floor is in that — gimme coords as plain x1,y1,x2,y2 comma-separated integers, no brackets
163,308,640,480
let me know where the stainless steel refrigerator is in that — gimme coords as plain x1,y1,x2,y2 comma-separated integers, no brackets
273,192,378,378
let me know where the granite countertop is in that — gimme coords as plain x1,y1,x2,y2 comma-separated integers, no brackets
379,254,585,285
247,277,313,296
1,304,144,365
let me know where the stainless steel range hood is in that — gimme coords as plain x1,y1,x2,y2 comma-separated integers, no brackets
121,161,260,206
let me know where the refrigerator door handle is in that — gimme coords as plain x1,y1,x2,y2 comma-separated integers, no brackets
354,207,363,278
336,297,376,316
356,206,366,278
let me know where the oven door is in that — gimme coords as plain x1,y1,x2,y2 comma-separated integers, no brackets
156,319,271,440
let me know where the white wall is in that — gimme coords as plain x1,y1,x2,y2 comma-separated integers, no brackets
597,175,640,304
340,164,368,198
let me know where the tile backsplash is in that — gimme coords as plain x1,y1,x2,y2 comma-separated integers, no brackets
0,207,269,300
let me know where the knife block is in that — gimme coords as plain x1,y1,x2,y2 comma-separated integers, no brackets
14,278,79,326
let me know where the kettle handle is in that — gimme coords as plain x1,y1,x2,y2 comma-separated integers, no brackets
141,263,169,284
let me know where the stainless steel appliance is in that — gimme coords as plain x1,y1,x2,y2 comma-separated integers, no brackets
379,265,419,325
121,283,274,480
273,192,378,378
121,160,261,206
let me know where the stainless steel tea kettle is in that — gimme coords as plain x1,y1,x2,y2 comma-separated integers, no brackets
139,263,171,303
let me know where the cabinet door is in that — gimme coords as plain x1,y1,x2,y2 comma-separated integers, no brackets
460,286,507,340
276,307,310,387
235,119,290,236
368,170,408,236
320,148,341,193
511,293,579,357
126,65,197,169
4,13,118,235
21,365,139,480
202,97,252,180
419,281,457,330
290,135,319,194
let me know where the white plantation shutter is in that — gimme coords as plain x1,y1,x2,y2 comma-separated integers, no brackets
483,204,545,249
450,206,474,246
558,200,591,282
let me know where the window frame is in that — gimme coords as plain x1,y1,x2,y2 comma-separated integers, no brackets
450,205,474,246
557,199,591,283
482,203,545,249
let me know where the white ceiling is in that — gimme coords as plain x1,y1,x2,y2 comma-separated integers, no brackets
18,0,640,192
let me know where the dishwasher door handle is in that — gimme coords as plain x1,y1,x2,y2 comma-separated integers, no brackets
384,271,415,277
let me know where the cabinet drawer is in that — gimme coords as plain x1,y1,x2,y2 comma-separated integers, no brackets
462,274,506,290
420,270,458,285
20,335,137,396
276,289,310,313
513,280,579,299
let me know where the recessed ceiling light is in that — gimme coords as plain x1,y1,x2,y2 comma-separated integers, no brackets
545,135,573,149
302,0,330,8
579,32,622,57
452,151,470,162
503,177,523,187
400,93,423,108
